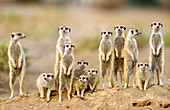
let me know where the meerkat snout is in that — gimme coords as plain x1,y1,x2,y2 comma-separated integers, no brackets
79,75,88,82
151,22,163,30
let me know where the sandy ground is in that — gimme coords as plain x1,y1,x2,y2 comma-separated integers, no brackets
0,5,170,110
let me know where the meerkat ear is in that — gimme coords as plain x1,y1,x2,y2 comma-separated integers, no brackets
86,77,88,80
138,64,140,67
124,27,126,30
131,30,134,34
58,27,60,31
101,32,103,35
161,23,163,27
110,32,113,36
63,45,65,49
86,62,88,65
151,24,153,27
73,45,75,49
96,70,98,73
114,26,117,30
51,75,54,78
11,34,14,38
69,28,71,32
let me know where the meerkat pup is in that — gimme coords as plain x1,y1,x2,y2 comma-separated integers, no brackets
73,60,88,80
8,32,28,99
99,30,114,89
136,63,151,90
72,75,88,99
124,28,142,89
87,68,99,93
58,43,75,102
113,25,126,87
37,73,54,103
54,26,72,90
149,22,164,87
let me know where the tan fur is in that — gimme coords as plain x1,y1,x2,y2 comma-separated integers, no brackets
124,28,142,89
87,68,99,92
58,43,75,102
73,60,88,80
54,26,72,90
8,32,28,99
99,30,114,89
136,63,151,90
37,73,54,103
113,25,126,87
149,22,164,86
72,75,88,99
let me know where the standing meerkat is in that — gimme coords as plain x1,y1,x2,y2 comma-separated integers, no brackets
87,68,99,93
72,75,88,99
8,32,28,99
124,28,142,89
99,30,114,89
113,25,126,87
37,73,54,103
54,26,72,90
58,43,75,102
149,22,164,86
136,63,151,90
73,60,88,80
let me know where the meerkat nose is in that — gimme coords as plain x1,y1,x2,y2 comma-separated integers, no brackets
157,26,159,28
118,29,120,31
63,30,65,32
69,48,71,50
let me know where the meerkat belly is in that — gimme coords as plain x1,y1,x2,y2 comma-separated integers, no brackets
10,44,21,65
152,36,161,49
101,41,111,54
124,50,132,62
62,56,73,67
115,37,125,58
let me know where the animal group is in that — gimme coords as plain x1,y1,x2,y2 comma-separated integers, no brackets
7,22,164,103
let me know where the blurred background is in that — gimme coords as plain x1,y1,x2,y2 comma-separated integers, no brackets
0,0,170,97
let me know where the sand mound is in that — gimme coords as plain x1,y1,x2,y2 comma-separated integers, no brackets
0,85,169,110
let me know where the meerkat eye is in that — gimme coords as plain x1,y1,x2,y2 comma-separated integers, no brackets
51,75,54,78
86,77,88,80
103,32,106,34
116,26,119,28
66,45,69,47
108,32,111,34
47,75,50,77
83,62,86,65
141,64,143,66
136,29,138,32
43,75,45,77
154,23,156,26
96,70,98,73
92,70,94,73
158,23,161,26
11,34,15,38
82,77,85,80
65,27,68,30
71,45,74,48
17,33,22,36
88,70,90,72
120,26,123,29
86,62,88,65
131,30,134,34
61,27,63,30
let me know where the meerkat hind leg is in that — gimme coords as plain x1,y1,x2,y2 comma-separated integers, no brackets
9,75,15,99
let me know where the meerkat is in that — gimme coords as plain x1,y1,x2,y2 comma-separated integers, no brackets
113,25,126,87
149,22,164,87
8,32,28,99
72,75,88,99
73,60,88,80
99,30,114,89
37,73,54,103
136,63,151,90
54,26,72,90
124,28,142,89
87,68,99,93
58,43,75,102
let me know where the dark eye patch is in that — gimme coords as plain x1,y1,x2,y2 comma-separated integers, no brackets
51,75,54,78
11,34,14,38
88,70,90,72
66,45,69,47
96,70,98,73
103,32,106,34
65,27,68,30
116,26,119,28
158,23,161,26
17,33,22,35
47,75,50,77
145,64,149,67
108,32,111,34
92,70,94,73
71,45,74,48
120,26,123,29
43,75,45,77
136,29,138,32
82,77,85,80
154,23,156,25
141,64,143,66
86,77,88,80
131,30,134,34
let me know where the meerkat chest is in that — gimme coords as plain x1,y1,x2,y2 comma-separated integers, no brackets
79,82,87,89
139,71,148,81
101,40,112,53
114,37,125,50
152,34,162,47
62,55,73,66
42,80,53,88
10,44,21,60
129,39,137,52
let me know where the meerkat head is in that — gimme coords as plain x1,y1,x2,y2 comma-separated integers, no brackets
58,25,71,37
11,32,26,41
79,75,88,82
77,60,88,68
138,63,149,71
151,22,163,32
88,68,98,75
101,30,113,40
64,43,75,53
126,28,142,38
114,25,126,35
43,73,54,81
